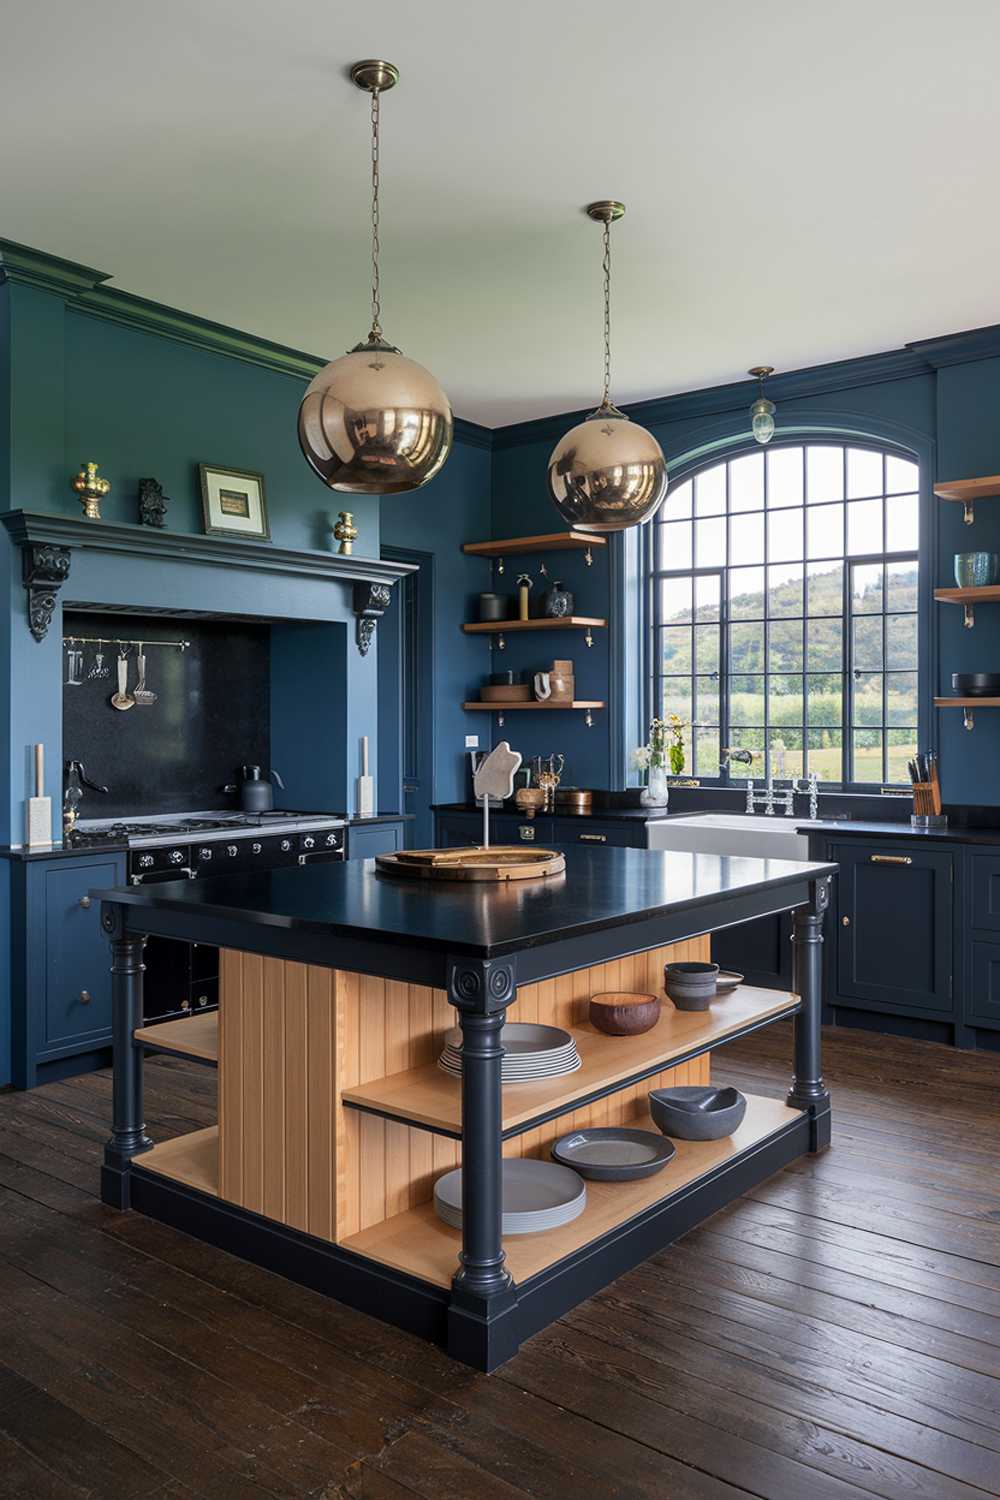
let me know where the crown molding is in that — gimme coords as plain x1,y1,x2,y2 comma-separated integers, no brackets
0,238,110,298
906,322,1000,369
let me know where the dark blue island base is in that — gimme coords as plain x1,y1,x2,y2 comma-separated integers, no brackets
93,848,834,1371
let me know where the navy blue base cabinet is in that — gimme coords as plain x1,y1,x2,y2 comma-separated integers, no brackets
347,819,406,860
434,810,649,851
11,851,127,1088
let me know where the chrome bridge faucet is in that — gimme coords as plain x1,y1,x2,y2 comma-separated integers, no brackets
742,770,819,818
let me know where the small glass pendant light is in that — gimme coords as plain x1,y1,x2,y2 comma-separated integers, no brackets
748,365,776,445
298,61,453,495
548,202,667,533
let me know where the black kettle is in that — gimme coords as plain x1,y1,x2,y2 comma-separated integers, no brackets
225,764,285,813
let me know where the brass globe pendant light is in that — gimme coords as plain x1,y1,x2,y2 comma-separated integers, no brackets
547,201,667,532
298,60,453,495
748,365,776,445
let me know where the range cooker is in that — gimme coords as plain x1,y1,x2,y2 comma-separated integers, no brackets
75,811,346,1021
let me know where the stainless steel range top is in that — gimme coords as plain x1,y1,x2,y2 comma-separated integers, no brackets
76,809,346,849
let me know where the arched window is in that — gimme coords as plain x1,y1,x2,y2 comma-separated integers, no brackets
647,442,919,787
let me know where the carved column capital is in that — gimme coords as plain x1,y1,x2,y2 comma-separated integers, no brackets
446,955,518,1016
22,542,71,641
353,580,392,656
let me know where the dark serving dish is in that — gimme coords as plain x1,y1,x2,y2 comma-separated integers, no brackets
649,1085,747,1141
551,1127,676,1181
952,672,1000,697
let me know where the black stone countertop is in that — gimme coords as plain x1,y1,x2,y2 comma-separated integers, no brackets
799,819,1000,846
91,846,837,961
0,834,129,862
432,801,668,823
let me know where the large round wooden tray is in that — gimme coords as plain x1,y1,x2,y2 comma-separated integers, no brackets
375,845,566,882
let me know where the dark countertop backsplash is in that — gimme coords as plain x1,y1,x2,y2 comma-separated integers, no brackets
62,611,270,820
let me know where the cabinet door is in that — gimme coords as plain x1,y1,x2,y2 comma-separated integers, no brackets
970,854,1000,933
968,941,1000,1028
35,856,125,1051
348,822,404,860
834,842,953,1014
435,814,482,847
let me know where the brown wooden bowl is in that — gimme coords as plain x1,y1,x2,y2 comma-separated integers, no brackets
480,684,532,703
589,991,662,1037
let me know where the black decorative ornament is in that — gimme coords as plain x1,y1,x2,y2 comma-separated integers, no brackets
541,580,574,619
137,477,169,528
23,542,71,641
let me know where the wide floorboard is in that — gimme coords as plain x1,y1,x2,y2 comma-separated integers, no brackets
0,1023,998,1498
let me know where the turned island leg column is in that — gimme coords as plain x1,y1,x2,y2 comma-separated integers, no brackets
100,903,152,1209
446,954,519,1371
788,877,832,1151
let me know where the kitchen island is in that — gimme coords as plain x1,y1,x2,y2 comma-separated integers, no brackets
94,846,835,1370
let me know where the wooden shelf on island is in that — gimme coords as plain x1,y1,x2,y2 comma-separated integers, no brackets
134,1012,218,1064
463,530,607,558
463,699,605,713
342,986,799,1139
342,1095,802,1289
135,1125,219,1197
462,617,606,635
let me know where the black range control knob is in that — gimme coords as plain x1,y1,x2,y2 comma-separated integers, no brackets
280,838,292,852
251,841,262,854
199,847,213,861
303,835,316,850
226,844,239,858
138,854,154,869
168,849,185,865
325,833,339,847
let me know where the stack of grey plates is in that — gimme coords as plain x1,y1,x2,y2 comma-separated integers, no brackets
434,1159,586,1235
438,1021,581,1084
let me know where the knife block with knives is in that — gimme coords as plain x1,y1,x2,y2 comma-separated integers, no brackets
908,751,946,829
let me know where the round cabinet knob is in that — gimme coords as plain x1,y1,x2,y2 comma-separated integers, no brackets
79,895,92,909
303,836,316,849
226,844,238,857
842,915,851,927
169,849,184,864
199,847,213,861
196,995,208,1007
281,839,292,852
251,842,262,854
181,999,191,1011
79,989,92,1005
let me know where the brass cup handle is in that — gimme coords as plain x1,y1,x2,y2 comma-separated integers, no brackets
79,989,92,1005
518,826,535,841
579,833,607,843
870,854,912,866
79,895,92,909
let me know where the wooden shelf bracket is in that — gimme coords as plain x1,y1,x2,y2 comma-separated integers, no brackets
965,602,975,629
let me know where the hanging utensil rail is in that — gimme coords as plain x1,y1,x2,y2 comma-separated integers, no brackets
62,635,190,651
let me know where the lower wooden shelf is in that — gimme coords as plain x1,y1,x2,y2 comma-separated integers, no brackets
134,1011,218,1063
342,985,798,1137
342,1095,801,1288
136,1125,219,1197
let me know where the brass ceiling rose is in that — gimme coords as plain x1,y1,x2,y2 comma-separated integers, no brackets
547,200,667,533
298,59,453,496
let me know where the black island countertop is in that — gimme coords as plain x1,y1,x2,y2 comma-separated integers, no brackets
93,844,836,985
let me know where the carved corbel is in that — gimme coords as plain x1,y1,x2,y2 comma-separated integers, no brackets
353,580,392,656
22,543,71,641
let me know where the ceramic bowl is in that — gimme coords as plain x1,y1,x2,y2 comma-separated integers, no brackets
714,970,744,995
664,961,719,1012
954,552,1000,588
589,991,662,1037
649,1085,747,1141
952,673,1000,697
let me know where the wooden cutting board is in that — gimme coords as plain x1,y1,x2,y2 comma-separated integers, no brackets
375,846,565,882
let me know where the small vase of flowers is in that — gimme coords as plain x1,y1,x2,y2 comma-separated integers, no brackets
633,715,687,808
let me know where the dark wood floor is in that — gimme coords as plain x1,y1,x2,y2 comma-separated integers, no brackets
1,1024,999,1499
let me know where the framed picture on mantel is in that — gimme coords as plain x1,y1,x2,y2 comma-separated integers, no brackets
199,464,270,540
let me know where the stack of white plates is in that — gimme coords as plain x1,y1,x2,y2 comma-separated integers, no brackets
437,1021,581,1084
434,1159,587,1235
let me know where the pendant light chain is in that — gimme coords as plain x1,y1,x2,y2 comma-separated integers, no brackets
601,218,613,409
369,86,382,340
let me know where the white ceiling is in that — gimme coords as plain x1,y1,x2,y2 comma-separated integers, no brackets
3,0,999,426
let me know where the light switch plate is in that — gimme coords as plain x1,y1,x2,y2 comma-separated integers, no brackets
464,734,479,749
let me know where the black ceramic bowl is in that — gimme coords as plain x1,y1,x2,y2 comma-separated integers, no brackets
952,672,1000,697
649,1085,747,1141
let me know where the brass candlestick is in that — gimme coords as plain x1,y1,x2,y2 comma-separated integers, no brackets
72,461,111,521
333,511,359,555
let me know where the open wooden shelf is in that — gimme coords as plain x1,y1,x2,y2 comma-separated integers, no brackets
462,617,606,635
342,986,799,1138
463,699,605,713
934,586,1000,605
342,1095,801,1288
935,697,1000,708
934,476,1000,503
134,1011,218,1063
135,1125,219,1197
463,531,607,558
